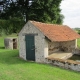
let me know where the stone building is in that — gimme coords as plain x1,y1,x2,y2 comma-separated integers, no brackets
4,37,18,49
19,21,80,63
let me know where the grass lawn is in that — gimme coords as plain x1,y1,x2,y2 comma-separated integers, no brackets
77,38,80,48
0,36,80,80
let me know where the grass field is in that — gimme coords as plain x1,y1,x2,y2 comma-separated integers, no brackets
0,36,80,80
77,38,80,48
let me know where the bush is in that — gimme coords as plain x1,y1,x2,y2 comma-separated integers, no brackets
0,18,25,35
78,30,80,34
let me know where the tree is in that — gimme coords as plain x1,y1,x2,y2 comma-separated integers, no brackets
0,0,30,20
0,0,21,19
30,0,64,24
0,0,64,24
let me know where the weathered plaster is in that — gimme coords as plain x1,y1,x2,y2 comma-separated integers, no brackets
60,40,76,52
48,40,76,55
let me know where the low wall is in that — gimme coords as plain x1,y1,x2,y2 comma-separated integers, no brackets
73,48,80,55
46,57,80,72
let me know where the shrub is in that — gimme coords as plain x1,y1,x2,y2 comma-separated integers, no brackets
0,18,25,35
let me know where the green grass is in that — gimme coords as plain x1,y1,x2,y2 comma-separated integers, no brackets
77,38,80,48
0,36,80,80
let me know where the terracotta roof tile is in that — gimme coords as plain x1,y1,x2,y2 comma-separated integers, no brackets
30,21,80,42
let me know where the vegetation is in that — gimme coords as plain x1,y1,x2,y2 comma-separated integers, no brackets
0,0,63,24
74,28,80,31
78,30,80,34
0,0,64,35
74,28,80,34
0,19,25,35
0,35,80,80
77,38,80,48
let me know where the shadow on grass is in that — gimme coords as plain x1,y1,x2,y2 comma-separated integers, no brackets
0,50,30,65
0,47,5,49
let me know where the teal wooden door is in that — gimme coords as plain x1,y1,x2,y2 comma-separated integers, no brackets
25,35,35,61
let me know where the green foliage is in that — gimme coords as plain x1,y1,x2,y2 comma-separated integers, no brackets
30,0,64,24
77,38,80,48
74,28,80,31
0,36,80,80
0,19,25,35
78,30,80,34
0,0,64,24
0,0,64,35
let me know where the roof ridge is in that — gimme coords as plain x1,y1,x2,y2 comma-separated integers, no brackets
29,20,65,27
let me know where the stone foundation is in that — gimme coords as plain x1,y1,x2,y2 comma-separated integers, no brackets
46,57,80,72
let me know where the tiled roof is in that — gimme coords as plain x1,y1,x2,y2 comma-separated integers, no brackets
30,21,80,42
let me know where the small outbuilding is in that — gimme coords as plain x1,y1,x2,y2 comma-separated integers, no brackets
4,37,18,49
19,21,80,63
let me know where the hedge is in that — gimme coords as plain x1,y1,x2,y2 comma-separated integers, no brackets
0,18,25,35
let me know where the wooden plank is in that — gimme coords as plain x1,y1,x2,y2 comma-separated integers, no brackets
22,33,38,36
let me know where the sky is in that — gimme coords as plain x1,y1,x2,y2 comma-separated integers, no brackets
60,0,80,28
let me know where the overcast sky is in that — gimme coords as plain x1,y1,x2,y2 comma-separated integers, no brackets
60,0,80,28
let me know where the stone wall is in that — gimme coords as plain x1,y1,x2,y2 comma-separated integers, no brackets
48,40,76,55
46,58,80,72
19,21,48,62
73,48,80,55
48,41,60,54
60,40,76,52
4,37,18,49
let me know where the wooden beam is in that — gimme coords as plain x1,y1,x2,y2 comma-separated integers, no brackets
22,33,38,36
